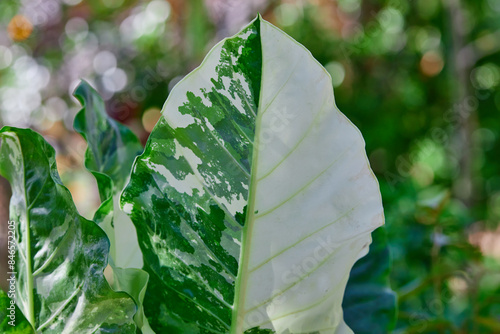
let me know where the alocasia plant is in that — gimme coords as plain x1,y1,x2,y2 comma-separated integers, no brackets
0,16,396,334
73,82,154,333
121,16,388,333
73,81,144,269
0,127,136,333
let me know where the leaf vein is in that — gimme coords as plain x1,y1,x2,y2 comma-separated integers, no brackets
244,243,343,314
255,146,356,218
36,282,83,331
249,202,361,273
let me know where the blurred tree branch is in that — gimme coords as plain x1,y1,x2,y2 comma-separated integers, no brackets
443,0,479,208
458,30,500,71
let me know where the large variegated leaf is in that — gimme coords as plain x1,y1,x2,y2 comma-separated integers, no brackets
0,127,136,333
121,16,384,333
73,81,154,333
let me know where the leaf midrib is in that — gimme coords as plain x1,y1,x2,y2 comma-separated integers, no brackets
17,133,36,329
230,20,264,333
230,113,261,333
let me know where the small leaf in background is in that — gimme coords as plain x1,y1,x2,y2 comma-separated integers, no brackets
73,81,143,192
73,80,143,269
73,81,154,333
343,226,397,333
0,127,136,333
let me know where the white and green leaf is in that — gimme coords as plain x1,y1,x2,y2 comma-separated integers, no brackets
0,127,136,333
73,81,143,269
73,81,154,333
121,16,385,334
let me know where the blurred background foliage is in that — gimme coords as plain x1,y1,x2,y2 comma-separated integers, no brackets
0,0,499,332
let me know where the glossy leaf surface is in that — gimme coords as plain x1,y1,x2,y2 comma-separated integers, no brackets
73,81,154,333
0,127,136,333
74,81,143,268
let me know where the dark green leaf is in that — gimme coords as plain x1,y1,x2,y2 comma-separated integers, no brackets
0,289,34,333
343,226,397,333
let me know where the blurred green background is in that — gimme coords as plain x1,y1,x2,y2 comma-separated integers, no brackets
0,0,499,332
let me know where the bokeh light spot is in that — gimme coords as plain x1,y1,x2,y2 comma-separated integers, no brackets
487,0,500,12
338,0,361,13
274,4,301,27
102,68,127,93
8,15,33,41
93,51,117,75
378,8,404,34
325,61,346,87
65,17,89,41
0,46,13,69
420,50,444,77
414,27,441,52
146,0,171,23
63,0,83,6
471,63,500,90
43,97,68,122
142,107,162,132
411,162,434,187
473,128,496,151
